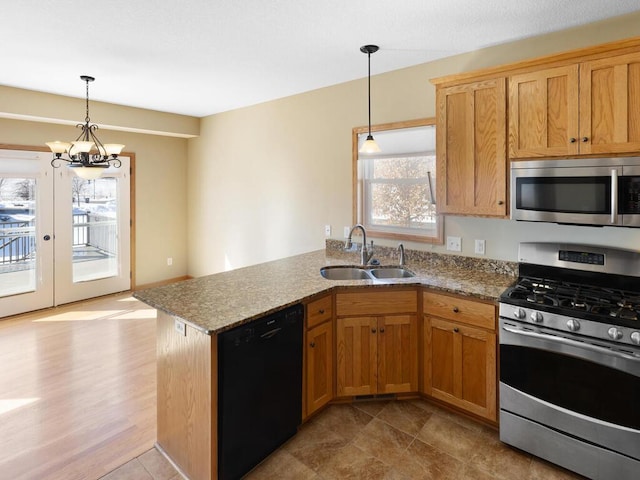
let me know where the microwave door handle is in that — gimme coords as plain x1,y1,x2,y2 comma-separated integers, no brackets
611,169,618,224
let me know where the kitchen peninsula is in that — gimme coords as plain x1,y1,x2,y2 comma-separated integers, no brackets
134,243,516,480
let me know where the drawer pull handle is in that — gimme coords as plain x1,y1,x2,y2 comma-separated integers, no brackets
453,307,459,313
454,328,459,333
318,309,325,314
310,342,316,348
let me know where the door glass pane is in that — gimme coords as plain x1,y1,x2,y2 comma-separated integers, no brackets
0,177,37,297
72,176,119,283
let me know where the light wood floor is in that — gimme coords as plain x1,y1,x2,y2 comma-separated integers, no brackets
0,293,157,480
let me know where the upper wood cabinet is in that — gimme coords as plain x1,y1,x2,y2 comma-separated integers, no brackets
580,52,640,155
509,52,640,158
436,78,508,217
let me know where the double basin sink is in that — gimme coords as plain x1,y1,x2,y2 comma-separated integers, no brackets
320,265,416,281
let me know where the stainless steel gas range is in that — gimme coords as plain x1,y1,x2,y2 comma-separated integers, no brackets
499,242,640,480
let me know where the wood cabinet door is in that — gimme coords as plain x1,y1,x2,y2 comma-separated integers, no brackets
509,65,579,158
305,321,333,417
377,315,418,394
579,52,640,155
436,78,507,217
424,316,497,421
336,316,377,396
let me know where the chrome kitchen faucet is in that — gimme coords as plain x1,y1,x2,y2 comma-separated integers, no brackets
344,224,374,265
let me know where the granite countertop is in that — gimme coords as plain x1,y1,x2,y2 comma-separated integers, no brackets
134,244,518,335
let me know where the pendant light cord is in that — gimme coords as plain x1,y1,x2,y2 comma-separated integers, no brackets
367,50,372,136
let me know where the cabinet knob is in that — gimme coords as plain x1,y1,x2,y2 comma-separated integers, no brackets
380,327,385,333
454,328,459,333
310,342,316,348
371,328,377,334
569,137,577,143
497,200,504,205
318,309,325,314
582,137,589,143
453,307,459,313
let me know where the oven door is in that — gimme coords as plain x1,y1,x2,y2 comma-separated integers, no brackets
499,318,640,461
510,163,623,226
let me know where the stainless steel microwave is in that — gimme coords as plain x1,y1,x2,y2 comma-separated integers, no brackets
510,157,640,227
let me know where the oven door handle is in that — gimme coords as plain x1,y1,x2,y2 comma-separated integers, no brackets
502,325,640,362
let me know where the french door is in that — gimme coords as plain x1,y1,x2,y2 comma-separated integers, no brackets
0,148,131,318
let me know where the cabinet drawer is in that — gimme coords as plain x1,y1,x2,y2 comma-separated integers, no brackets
306,295,333,329
423,291,495,330
336,290,417,316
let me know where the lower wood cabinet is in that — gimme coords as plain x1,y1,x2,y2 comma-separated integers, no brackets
423,291,497,422
304,294,334,418
335,290,418,397
305,319,333,417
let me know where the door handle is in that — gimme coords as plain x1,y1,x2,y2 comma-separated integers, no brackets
260,327,282,339
611,169,618,224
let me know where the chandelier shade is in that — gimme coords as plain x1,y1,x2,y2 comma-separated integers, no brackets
359,45,381,154
46,75,124,179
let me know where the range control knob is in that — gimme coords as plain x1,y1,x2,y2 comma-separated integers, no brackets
514,308,526,319
530,311,543,323
607,327,623,341
567,319,580,332
631,332,640,345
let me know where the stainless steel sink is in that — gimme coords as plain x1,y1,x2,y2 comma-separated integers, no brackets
368,267,416,279
320,266,416,280
320,266,371,280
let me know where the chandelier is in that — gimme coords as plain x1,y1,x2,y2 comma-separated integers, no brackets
46,75,124,180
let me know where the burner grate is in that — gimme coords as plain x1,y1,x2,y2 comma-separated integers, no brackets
504,275,640,323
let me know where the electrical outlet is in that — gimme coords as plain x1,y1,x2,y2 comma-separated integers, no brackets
446,236,462,252
475,239,486,255
167,257,173,266
174,319,186,336
324,224,331,237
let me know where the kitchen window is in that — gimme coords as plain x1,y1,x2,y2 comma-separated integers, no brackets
353,118,443,243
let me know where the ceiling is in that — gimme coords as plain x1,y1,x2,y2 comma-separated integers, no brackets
2,1,640,118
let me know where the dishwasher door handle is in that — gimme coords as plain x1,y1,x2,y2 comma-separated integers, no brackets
260,327,282,339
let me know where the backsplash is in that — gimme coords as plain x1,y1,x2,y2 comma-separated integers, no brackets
325,239,518,277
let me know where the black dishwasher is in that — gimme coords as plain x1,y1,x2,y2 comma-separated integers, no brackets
217,304,303,480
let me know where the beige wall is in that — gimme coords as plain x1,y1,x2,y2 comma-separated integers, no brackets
188,12,640,276
5,13,639,285
0,115,189,286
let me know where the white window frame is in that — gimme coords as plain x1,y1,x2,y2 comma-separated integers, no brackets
352,118,443,244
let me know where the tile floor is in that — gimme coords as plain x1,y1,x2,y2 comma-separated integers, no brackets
102,399,584,480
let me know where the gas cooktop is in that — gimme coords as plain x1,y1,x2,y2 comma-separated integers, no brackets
499,243,640,346
501,275,640,328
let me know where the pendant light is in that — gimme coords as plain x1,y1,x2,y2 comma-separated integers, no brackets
46,75,124,180
359,45,381,154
